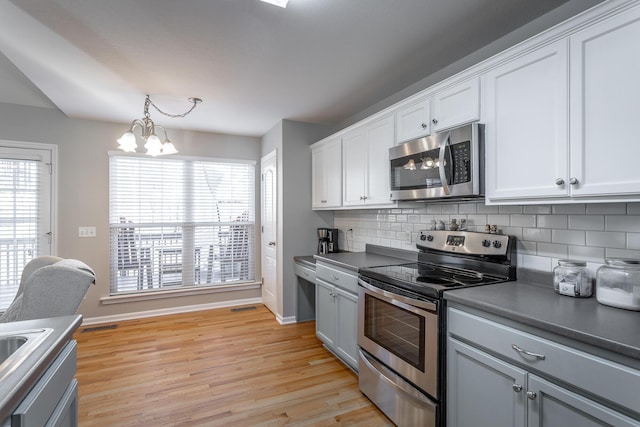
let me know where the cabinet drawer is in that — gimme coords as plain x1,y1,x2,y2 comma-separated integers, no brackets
13,341,77,427
448,308,640,415
294,263,316,283
316,262,357,294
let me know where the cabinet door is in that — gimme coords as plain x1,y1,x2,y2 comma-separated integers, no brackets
311,138,342,209
315,279,335,347
342,127,367,206
395,97,431,143
447,338,527,427
527,375,639,427
334,286,358,370
323,138,342,207
569,6,640,198
483,40,569,202
364,115,395,206
432,77,480,132
311,144,327,208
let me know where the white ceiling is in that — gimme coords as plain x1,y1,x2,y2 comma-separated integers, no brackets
0,0,583,137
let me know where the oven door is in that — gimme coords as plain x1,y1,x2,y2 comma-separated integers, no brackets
358,279,439,398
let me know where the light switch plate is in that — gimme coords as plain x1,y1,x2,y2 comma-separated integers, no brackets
78,226,96,238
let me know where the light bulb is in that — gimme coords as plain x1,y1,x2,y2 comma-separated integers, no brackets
117,131,137,152
144,135,163,156
161,140,178,155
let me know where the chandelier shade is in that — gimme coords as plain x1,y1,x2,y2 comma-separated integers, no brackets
117,95,202,156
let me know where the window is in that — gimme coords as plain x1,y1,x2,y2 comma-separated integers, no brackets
109,154,255,294
0,145,53,311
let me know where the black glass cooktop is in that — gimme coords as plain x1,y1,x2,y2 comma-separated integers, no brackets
359,262,506,299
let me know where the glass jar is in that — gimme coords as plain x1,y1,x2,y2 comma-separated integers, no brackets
553,259,592,297
596,258,640,311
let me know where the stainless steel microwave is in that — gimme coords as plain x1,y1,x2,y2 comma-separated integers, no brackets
389,123,483,201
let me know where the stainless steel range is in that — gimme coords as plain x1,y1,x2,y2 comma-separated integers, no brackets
357,230,516,427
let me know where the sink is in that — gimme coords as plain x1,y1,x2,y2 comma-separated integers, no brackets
0,329,53,375
0,336,28,364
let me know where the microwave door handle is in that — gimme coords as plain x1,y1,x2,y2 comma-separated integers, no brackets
438,132,451,195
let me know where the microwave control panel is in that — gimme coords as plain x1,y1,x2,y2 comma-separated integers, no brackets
452,140,471,184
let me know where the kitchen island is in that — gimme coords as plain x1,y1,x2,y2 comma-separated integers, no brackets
0,315,82,426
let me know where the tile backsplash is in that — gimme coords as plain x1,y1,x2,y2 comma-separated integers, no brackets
333,202,640,275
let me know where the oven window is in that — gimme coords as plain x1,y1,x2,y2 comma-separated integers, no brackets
364,293,425,371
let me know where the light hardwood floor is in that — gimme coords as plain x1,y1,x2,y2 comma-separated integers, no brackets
74,304,392,426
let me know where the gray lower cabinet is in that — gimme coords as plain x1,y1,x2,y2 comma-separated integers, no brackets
447,306,640,427
315,261,358,371
12,341,78,427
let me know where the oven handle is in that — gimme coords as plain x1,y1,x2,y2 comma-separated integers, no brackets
358,279,437,312
359,349,437,408
438,132,451,195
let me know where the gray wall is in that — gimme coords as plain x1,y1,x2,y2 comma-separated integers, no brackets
0,101,262,320
261,119,333,321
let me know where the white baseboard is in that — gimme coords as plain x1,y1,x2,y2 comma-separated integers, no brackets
276,314,298,325
81,297,263,326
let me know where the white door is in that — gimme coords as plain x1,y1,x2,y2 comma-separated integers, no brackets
260,150,278,315
0,144,54,310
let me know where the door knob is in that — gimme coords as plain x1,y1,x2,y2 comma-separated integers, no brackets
555,178,564,186
512,384,523,393
569,177,579,185
527,391,537,400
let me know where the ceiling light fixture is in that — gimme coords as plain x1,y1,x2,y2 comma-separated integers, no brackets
117,95,202,156
261,0,289,8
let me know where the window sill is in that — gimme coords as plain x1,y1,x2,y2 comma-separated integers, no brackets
100,282,261,305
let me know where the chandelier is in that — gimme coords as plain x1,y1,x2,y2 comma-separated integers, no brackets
117,95,202,156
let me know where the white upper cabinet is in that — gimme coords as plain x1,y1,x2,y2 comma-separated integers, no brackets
395,97,431,143
311,137,342,209
343,114,396,207
569,4,640,198
484,2,640,204
483,41,569,202
432,77,480,132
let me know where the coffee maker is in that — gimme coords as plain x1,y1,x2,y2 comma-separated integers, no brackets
318,228,339,254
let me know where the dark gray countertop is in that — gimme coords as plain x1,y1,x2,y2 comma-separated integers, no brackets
311,245,417,272
0,315,82,421
293,255,316,269
444,272,640,361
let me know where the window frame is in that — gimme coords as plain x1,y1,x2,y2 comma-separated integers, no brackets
108,152,257,297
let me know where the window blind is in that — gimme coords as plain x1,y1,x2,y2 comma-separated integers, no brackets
109,155,255,294
0,158,41,309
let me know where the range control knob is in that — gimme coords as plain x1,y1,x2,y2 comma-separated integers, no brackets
482,239,491,248
492,240,502,249
420,234,427,241
426,234,434,242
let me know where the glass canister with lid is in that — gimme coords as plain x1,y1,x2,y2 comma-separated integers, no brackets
553,259,592,297
595,258,640,311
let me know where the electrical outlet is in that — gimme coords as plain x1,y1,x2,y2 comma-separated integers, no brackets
78,226,96,238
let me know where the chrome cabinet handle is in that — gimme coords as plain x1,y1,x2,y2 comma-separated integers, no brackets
512,344,546,360
432,118,438,125
569,177,578,185
512,384,523,393
321,200,327,203
555,178,564,186
421,123,427,129
527,391,537,400
268,241,276,246
330,274,339,281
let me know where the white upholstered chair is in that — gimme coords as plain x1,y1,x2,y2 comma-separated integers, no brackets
0,256,95,323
